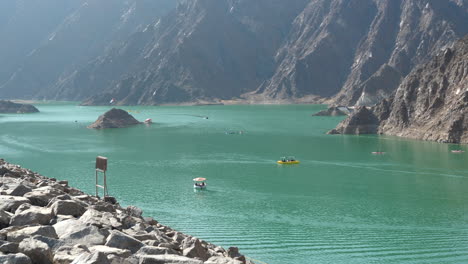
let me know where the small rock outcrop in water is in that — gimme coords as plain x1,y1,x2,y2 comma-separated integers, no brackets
313,106,351,116
0,100,39,114
0,159,253,264
329,35,468,143
88,108,141,129
328,107,379,135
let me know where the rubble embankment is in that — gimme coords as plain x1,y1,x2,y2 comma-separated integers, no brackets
0,159,252,264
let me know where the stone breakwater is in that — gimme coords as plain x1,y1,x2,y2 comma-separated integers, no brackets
0,159,253,264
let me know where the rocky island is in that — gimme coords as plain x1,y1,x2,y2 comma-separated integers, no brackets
312,106,351,117
0,101,39,114
0,159,253,264
88,108,141,129
329,35,468,144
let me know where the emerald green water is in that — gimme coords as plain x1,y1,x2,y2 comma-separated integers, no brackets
2,103,468,264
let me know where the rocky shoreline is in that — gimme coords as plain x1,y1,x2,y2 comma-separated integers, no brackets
0,159,253,264
329,35,468,144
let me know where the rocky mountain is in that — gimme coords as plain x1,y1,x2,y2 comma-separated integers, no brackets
80,0,310,105
81,0,468,105
0,0,175,100
0,0,82,86
0,0,467,106
330,35,468,144
256,0,468,106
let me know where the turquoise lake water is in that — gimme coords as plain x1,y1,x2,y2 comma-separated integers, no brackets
1,103,468,264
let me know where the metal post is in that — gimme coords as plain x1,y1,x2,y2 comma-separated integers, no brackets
95,156,108,199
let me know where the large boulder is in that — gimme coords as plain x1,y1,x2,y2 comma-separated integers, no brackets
0,240,19,254
88,108,141,129
0,210,11,228
136,246,179,256
18,236,54,264
7,225,58,243
53,245,90,264
59,225,108,247
0,100,39,114
53,219,86,238
132,254,204,264
71,252,110,264
105,230,144,254
205,257,245,264
50,200,86,217
9,205,53,226
181,237,209,261
80,209,122,229
6,184,33,197
24,186,65,206
0,196,31,213
0,252,32,264
89,245,132,259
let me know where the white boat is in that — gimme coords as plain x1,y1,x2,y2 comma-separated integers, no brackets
193,177,207,189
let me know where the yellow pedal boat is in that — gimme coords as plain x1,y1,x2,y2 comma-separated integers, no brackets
277,157,300,164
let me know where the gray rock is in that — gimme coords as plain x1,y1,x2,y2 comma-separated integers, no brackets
31,235,64,252
53,245,90,264
7,225,58,243
0,240,19,253
103,196,117,204
24,186,65,206
0,195,31,213
18,236,53,264
59,225,108,247
181,238,209,261
136,246,180,256
226,247,242,258
7,184,33,197
133,254,204,264
9,206,53,226
126,206,143,218
0,252,32,264
144,217,158,226
91,202,115,213
50,200,86,217
0,209,11,228
58,180,69,186
80,209,122,229
205,257,245,264
71,251,111,264
53,219,86,238
89,245,132,259
158,242,179,250
50,214,76,225
105,230,144,254
46,194,73,207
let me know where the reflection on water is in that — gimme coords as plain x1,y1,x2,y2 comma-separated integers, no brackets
1,103,468,264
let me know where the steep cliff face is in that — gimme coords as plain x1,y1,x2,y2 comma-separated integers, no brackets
257,0,468,106
331,36,468,144
0,0,175,100
81,0,309,105
0,0,81,86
